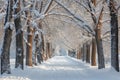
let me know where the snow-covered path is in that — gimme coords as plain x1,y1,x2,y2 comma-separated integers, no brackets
0,56,120,80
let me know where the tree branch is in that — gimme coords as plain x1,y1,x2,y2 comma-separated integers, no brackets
54,0,94,35
43,0,53,14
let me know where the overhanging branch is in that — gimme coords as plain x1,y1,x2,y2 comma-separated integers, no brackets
54,0,94,36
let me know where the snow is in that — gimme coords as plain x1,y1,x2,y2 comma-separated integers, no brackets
0,56,120,80
4,22,14,30
0,13,5,20
32,10,40,17
35,31,39,35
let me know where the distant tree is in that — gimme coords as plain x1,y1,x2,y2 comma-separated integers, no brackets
82,43,86,62
77,46,82,59
39,23,45,60
91,38,96,66
33,31,43,65
46,42,51,58
14,0,24,69
109,0,119,72
86,41,90,63
1,0,13,74
36,0,53,61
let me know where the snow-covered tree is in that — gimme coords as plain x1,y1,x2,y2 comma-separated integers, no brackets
109,0,119,72
14,0,24,69
1,0,13,74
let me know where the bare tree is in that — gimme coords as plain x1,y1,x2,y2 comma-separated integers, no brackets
87,0,105,69
91,38,96,66
86,41,90,63
82,43,86,62
77,46,82,59
46,42,52,58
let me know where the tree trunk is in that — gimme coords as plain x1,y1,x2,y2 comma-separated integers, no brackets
95,31,105,69
89,0,105,69
82,43,86,62
1,0,13,74
109,0,119,72
41,31,45,54
14,0,24,69
81,46,83,61
46,42,51,58
38,22,44,61
86,42,90,63
77,47,81,59
33,33,39,65
37,42,43,63
26,23,33,66
95,7,105,69
91,38,96,66
34,33,43,64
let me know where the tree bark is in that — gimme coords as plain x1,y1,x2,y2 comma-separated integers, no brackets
109,0,119,72
14,0,24,69
34,33,43,65
91,38,96,66
81,46,83,61
95,31,105,69
95,7,105,69
86,42,90,63
46,42,51,58
33,34,39,65
38,22,45,61
26,21,33,66
91,0,96,6
82,43,86,62
1,0,13,74
88,0,105,69
77,47,82,59
37,42,43,63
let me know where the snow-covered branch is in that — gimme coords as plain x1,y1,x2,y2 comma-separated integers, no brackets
74,0,96,19
43,0,53,14
54,0,94,35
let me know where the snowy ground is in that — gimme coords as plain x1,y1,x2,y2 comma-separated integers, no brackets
0,56,120,80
